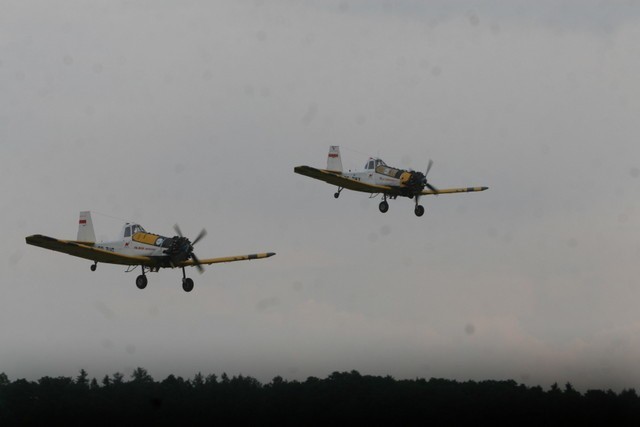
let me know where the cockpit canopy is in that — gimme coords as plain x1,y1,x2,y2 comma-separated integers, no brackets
123,223,146,238
365,158,387,170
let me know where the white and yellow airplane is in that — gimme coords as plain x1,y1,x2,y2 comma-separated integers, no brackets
25,212,275,292
295,146,488,217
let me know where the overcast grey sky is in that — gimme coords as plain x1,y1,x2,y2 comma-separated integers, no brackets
2,0,640,390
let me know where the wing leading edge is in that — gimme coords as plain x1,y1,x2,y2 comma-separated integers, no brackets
25,234,153,266
294,165,392,193
295,165,489,196
420,186,489,196
177,252,276,267
26,234,276,269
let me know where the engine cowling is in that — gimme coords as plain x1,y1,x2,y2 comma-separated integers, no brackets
164,236,193,263
400,171,426,190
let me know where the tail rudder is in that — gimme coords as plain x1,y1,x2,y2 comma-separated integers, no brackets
327,146,343,173
77,211,96,243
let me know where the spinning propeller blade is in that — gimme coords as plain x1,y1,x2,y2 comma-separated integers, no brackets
191,252,205,274
173,224,208,274
193,229,207,246
425,159,434,177
424,160,439,194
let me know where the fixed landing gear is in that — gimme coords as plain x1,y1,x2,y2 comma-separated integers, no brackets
334,187,343,199
131,266,195,292
136,274,148,289
414,195,425,217
90,262,97,272
379,194,389,213
181,267,194,292
182,278,194,292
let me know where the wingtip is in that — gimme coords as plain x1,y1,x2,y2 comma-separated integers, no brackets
267,252,276,257
25,234,52,244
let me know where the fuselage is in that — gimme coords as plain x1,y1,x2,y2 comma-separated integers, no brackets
342,158,423,193
93,223,184,264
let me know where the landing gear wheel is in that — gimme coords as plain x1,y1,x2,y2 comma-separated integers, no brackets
379,201,389,213
334,192,340,199
90,263,97,272
136,275,148,290
414,205,425,217
182,277,194,292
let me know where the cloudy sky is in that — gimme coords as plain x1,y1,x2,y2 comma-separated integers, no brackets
2,0,640,390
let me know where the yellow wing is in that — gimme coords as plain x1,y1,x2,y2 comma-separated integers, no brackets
177,252,276,267
295,165,489,197
25,234,155,266
26,234,275,269
294,165,393,193
420,186,489,196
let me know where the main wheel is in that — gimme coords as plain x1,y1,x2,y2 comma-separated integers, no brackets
334,192,340,199
379,201,389,213
136,275,148,289
90,264,97,272
182,277,194,292
414,205,425,217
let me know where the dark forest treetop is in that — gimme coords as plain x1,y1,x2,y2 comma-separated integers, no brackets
1,369,638,426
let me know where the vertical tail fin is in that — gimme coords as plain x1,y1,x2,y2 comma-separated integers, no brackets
327,146,343,173
77,211,96,243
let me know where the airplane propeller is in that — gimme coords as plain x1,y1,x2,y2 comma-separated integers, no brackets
405,160,439,194
423,159,439,194
192,228,207,245
173,224,208,273
425,159,433,176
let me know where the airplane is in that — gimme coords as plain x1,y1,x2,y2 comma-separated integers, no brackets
294,146,488,217
25,211,276,292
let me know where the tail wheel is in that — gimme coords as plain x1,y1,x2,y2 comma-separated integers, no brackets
136,275,148,289
414,205,425,217
379,201,389,213
182,277,194,292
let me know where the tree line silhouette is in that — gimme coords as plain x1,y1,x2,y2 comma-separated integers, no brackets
1,368,639,425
